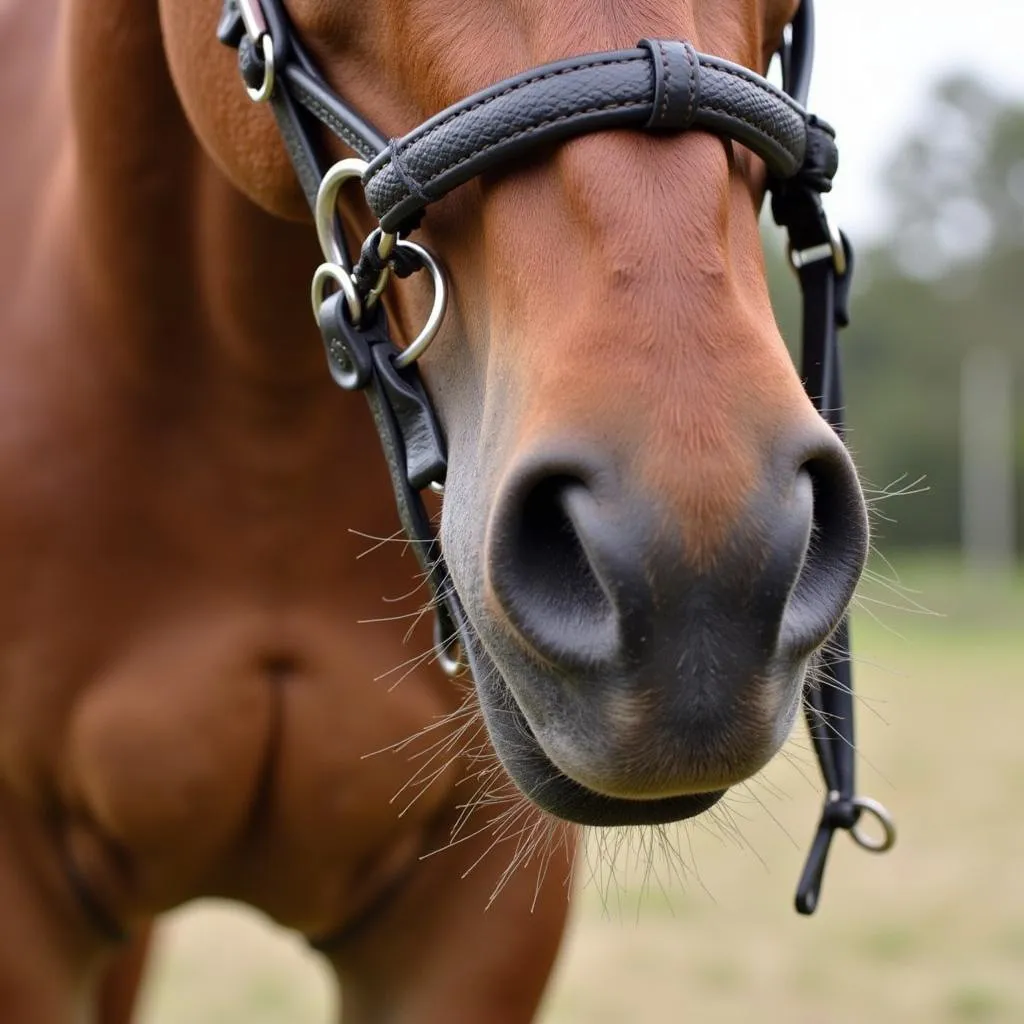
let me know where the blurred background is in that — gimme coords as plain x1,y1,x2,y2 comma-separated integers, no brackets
136,3,1023,1021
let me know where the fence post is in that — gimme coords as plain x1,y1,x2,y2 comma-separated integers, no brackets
960,346,1016,579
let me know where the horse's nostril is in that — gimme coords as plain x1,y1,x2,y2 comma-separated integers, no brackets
487,471,621,668
781,444,869,656
516,478,607,616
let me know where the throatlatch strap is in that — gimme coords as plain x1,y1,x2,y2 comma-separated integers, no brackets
779,188,886,914
797,252,856,914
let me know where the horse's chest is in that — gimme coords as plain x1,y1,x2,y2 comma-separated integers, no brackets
0,373,456,925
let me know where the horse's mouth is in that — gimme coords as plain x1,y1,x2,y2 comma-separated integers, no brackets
452,607,729,828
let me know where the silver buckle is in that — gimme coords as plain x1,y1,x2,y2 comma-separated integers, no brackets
788,209,847,276
237,0,275,103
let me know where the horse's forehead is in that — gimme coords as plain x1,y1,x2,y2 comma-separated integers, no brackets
407,0,786,53
300,0,796,93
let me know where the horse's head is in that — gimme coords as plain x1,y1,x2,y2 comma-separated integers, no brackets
162,0,868,826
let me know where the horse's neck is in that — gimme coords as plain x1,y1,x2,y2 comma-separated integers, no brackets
62,0,323,384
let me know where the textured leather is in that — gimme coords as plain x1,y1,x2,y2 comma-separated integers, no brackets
639,39,699,130
362,41,834,234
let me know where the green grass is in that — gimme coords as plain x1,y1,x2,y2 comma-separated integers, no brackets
138,554,1024,1024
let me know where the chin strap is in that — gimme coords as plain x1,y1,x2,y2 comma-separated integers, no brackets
773,181,897,915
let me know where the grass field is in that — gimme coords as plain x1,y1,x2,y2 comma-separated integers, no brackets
136,555,1024,1024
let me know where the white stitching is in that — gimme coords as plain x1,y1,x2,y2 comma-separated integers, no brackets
685,43,697,124
657,41,670,123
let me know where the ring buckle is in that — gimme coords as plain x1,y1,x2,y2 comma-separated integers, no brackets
849,795,897,853
364,231,397,310
237,0,269,40
437,638,465,677
788,208,847,276
315,159,370,268
311,263,362,327
238,0,275,103
390,241,447,368
313,159,448,363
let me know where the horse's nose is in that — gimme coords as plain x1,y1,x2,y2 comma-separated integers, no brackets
484,431,868,675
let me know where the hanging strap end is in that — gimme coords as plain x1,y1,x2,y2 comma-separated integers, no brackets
795,792,897,915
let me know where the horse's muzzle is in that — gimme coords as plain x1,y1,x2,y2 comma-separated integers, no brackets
470,426,868,821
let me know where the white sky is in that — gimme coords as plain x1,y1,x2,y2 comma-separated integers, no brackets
809,0,1024,243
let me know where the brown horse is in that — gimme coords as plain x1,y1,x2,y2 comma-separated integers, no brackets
0,0,868,1020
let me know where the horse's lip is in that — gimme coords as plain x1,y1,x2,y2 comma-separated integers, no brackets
446,591,728,828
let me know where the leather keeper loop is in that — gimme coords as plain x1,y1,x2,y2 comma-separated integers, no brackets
638,39,699,130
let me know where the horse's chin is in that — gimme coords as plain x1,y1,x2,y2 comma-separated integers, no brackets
454,612,728,828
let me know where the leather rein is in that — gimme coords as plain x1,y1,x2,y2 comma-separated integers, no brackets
216,0,895,916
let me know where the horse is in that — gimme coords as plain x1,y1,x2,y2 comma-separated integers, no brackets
0,0,876,1019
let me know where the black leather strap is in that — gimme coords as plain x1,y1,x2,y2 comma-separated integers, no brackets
782,209,869,915
362,42,836,234
316,294,460,653
782,0,815,106
285,65,388,162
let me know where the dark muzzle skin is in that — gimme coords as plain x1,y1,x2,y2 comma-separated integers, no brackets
446,423,868,828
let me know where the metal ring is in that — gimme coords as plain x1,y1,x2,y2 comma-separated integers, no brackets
238,0,270,41
438,638,465,678
788,209,847,276
246,34,276,104
364,231,398,310
364,267,393,310
310,263,362,327
376,231,397,262
315,159,370,267
391,241,447,368
849,796,897,853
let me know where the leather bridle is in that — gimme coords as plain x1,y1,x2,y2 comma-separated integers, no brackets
217,0,895,915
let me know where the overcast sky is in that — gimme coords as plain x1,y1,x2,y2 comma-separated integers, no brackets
807,1,1024,243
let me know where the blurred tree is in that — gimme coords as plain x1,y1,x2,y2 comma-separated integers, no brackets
768,74,1024,555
